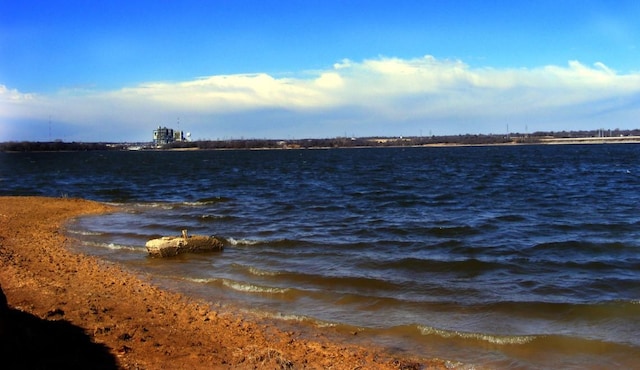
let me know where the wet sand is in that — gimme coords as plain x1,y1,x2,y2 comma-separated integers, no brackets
0,196,450,369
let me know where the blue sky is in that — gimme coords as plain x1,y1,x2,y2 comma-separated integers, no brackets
2,0,640,142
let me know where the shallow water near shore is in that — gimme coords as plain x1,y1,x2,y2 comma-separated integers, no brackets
2,145,640,368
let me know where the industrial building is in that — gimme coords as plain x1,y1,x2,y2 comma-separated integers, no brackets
153,126,185,145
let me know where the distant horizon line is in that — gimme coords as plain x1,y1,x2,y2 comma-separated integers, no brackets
4,127,640,145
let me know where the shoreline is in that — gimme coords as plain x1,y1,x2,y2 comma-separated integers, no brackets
0,196,450,369
4,135,640,153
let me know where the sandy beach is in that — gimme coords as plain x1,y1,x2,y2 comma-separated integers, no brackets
0,196,449,369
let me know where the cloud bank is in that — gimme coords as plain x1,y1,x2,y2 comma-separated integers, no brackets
2,55,640,142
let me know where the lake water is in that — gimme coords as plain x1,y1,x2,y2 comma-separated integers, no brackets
2,145,639,368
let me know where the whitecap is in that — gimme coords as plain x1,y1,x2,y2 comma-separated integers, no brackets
227,237,261,246
222,280,289,294
180,277,217,284
199,214,224,220
257,312,337,328
182,201,211,207
248,266,280,276
67,229,103,236
269,312,310,322
84,241,138,251
132,202,175,210
418,325,535,345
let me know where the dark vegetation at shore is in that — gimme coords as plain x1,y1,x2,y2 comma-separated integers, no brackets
0,141,127,152
3,128,640,152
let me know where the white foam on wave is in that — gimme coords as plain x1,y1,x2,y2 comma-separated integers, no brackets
104,201,126,207
132,202,175,210
181,276,217,284
257,311,337,328
418,326,535,345
222,280,289,294
200,214,224,220
67,229,103,236
182,201,211,207
248,266,280,276
86,241,138,251
227,237,261,246
270,312,309,322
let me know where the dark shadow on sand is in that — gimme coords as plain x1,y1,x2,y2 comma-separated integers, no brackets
0,286,119,370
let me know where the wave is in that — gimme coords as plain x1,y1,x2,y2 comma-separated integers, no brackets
127,197,233,209
193,196,233,204
474,300,640,322
378,225,480,238
418,325,535,345
493,214,528,222
103,201,126,207
254,311,338,328
198,214,237,222
413,323,640,369
181,277,215,284
232,264,404,297
527,240,634,254
177,276,289,294
370,256,506,275
416,323,639,351
226,237,261,246
246,266,281,277
240,269,421,303
67,229,103,236
226,237,306,248
81,241,139,251
425,225,481,237
178,275,315,301
222,280,290,294
129,202,177,210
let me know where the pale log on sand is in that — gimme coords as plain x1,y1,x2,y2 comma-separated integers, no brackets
145,229,224,257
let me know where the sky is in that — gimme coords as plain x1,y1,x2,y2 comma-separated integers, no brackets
1,0,640,142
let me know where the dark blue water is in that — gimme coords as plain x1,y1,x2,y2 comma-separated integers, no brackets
2,145,639,368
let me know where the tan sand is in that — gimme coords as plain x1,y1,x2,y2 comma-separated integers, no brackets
0,196,449,369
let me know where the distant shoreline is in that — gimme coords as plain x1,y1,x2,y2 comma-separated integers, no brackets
536,136,640,145
3,134,640,152
131,135,640,151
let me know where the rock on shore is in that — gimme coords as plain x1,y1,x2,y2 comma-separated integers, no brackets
145,231,224,257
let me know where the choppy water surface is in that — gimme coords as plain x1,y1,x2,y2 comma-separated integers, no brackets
2,145,640,368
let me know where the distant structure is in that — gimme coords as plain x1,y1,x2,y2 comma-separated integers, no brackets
153,126,185,145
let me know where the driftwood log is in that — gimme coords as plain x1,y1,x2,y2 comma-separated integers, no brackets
145,230,224,257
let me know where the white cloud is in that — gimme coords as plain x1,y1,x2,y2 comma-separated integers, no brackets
0,85,40,118
2,55,640,141
314,72,344,89
0,85,35,103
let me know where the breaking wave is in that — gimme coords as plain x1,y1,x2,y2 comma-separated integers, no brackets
418,325,535,345
82,241,139,251
222,280,290,294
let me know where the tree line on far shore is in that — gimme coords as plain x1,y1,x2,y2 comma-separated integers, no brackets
3,128,640,152
0,141,124,152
